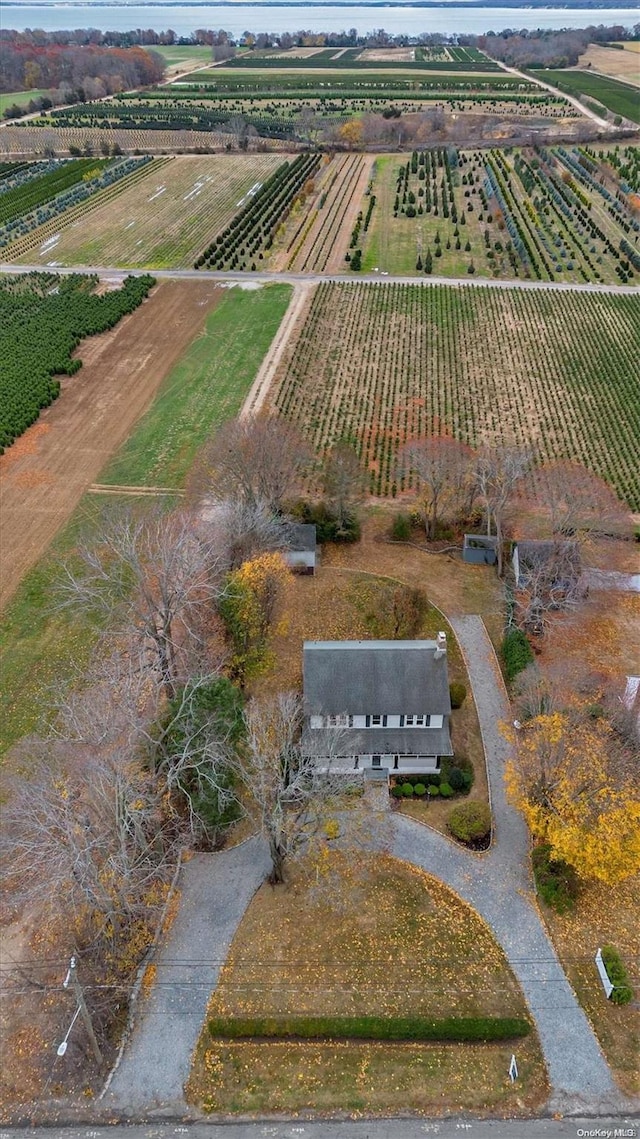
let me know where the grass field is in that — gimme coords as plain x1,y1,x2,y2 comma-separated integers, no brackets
146,44,214,68
270,282,640,507
540,69,640,123
187,857,546,1114
12,154,284,268
0,89,52,114
0,283,292,756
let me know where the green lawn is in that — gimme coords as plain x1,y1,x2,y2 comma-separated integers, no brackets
145,44,214,68
539,69,640,123
0,283,292,758
0,89,53,115
101,284,291,488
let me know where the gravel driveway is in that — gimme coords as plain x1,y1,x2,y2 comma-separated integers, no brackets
103,836,270,1113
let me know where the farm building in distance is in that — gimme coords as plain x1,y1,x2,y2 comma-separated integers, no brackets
302,636,453,776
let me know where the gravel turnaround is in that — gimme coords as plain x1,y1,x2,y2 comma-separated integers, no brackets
102,618,627,1116
393,616,624,1113
104,836,271,1113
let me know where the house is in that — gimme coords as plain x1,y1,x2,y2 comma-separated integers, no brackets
462,534,498,566
284,523,317,576
302,636,453,776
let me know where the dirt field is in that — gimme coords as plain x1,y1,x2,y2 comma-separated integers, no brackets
0,280,221,610
576,44,640,86
285,154,375,273
12,154,283,269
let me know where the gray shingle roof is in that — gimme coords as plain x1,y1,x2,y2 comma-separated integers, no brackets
303,640,452,716
287,523,317,552
302,725,453,757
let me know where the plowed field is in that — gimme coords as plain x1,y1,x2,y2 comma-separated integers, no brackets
0,279,221,608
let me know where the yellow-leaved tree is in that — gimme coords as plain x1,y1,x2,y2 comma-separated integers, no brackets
505,708,640,885
219,552,289,686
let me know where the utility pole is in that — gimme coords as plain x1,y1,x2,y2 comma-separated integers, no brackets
64,955,103,1067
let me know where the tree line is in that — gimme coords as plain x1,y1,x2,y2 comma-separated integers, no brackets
0,40,165,102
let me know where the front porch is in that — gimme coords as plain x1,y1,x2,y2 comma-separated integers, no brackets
327,753,442,776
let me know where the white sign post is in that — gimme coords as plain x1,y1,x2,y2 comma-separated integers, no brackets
595,947,614,999
509,1054,518,1083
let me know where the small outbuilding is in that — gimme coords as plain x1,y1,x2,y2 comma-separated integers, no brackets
462,534,498,566
284,523,317,576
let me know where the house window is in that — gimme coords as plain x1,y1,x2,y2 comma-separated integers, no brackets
372,755,382,768
326,714,350,728
371,715,382,726
403,715,430,727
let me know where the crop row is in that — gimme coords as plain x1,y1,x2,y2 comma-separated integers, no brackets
4,158,169,262
0,156,153,250
195,152,321,271
51,103,294,140
272,282,639,507
0,158,108,228
0,273,155,452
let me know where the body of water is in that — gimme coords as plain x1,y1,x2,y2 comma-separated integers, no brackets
3,3,640,36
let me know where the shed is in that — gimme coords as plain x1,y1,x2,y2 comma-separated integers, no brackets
284,523,317,576
463,534,498,566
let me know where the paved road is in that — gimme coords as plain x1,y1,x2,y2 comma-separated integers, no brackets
103,838,271,1114
394,617,623,1115
2,1117,639,1138
0,263,638,295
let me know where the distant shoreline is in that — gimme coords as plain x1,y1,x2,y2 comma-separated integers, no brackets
4,0,639,7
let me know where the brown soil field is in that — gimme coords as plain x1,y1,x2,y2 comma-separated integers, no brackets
285,153,375,273
0,280,221,610
576,44,640,86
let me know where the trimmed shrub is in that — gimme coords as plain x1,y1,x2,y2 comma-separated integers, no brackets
208,1014,530,1043
401,782,414,797
439,782,453,797
449,681,467,708
501,628,534,682
601,946,634,1005
426,773,441,787
428,784,440,796
448,801,492,845
532,843,579,914
414,782,427,797
448,768,466,793
391,785,404,799
389,511,412,541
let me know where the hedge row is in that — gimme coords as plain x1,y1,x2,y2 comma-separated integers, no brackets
208,1014,530,1042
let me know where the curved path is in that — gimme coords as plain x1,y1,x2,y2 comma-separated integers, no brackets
101,620,626,1116
393,615,621,1113
103,838,271,1113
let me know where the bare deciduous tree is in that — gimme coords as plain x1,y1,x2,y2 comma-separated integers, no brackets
322,442,366,530
398,436,476,540
476,444,531,575
235,692,354,885
57,508,227,699
189,415,311,515
535,463,631,541
197,495,290,570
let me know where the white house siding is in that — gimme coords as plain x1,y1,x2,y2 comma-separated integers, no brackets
325,754,440,775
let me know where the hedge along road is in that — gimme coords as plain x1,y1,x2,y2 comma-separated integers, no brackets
0,263,638,295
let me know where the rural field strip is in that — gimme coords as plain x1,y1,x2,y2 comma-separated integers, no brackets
296,155,373,273
0,263,636,295
240,280,314,417
494,60,614,129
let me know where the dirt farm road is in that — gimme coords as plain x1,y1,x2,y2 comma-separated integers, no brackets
1,264,638,296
